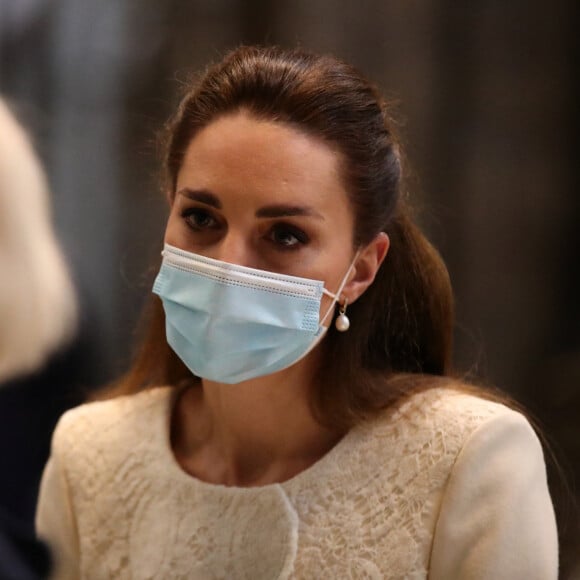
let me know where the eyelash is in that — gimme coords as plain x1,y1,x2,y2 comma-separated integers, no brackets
180,208,310,251
266,223,309,250
182,208,220,231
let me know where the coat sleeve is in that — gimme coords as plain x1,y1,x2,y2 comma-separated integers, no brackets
429,408,559,579
35,439,80,580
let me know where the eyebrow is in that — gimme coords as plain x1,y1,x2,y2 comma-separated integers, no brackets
256,205,324,220
177,188,324,221
177,188,222,209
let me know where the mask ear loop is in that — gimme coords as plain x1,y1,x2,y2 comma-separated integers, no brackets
271,250,361,368
320,249,361,329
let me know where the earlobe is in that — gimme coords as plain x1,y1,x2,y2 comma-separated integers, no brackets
343,232,390,304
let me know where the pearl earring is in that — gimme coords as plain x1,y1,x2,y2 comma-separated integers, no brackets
335,299,350,332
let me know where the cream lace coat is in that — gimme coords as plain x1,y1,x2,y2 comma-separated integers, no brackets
36,386,558,579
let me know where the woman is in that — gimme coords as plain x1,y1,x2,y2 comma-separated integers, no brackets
0,98,77,579
36,46,558,579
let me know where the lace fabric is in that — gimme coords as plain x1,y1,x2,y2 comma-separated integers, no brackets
38,385,536,579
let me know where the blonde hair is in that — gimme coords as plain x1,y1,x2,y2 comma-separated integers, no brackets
0,99,77,382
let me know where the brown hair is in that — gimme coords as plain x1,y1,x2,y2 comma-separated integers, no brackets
110,45,455,430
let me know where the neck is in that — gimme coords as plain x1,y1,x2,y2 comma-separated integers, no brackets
171,357,343,486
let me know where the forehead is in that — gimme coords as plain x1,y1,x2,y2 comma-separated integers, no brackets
175,111,351,214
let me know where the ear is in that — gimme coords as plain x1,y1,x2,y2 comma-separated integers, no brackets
342,232,389,304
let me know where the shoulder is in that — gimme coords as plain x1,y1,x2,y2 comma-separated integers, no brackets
374,383,532,445
350,383,541,485
421,387,558,578
286,383,554,577
50,387,173,459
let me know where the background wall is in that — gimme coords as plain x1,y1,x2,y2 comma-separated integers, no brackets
1,0,578,575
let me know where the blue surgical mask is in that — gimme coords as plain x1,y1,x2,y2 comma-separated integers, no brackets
152,244,356,384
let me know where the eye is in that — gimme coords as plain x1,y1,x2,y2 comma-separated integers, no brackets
267,223,309,250
182,207,220,231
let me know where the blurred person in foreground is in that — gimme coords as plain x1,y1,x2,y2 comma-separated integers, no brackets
0,97,77,579
37,46,558,578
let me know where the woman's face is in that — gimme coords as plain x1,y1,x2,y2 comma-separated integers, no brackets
165,110,388,313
